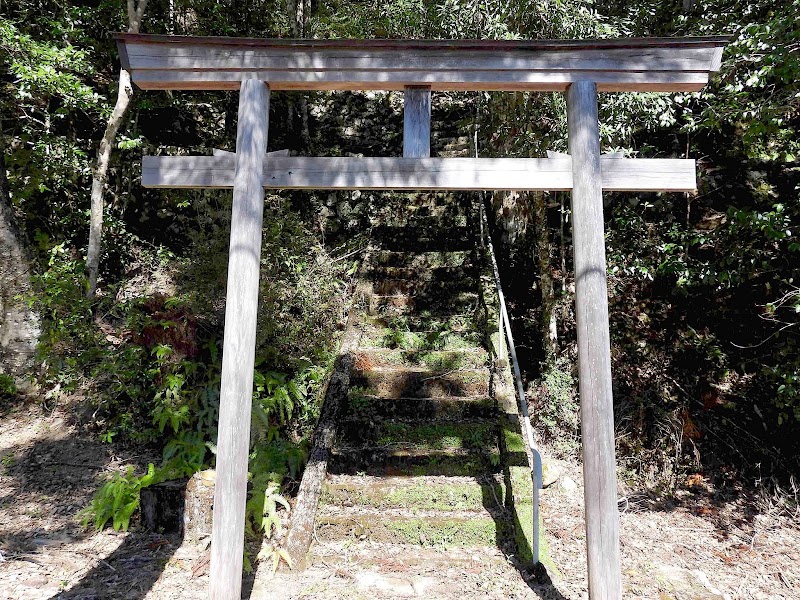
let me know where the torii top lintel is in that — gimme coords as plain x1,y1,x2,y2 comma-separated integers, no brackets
115,34,728,92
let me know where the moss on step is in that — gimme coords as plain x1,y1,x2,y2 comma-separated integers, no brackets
360,326,483,352
371,250,473,269
372,421,496,450
366,266,474,283
316,514,510,547
321,478,506,511
328,447,500,477
355,348,488,370
342,394,496,421
369,291,479,317
350,367,489,399
338,417,497,450
371,277,476,297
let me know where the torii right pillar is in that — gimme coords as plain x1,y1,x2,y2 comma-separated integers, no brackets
567,80,622,599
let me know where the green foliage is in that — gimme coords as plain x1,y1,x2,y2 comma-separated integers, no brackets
0,374,17,399
244,440,306,537
534,357,579,457
83,464,157,532
251,364,325,443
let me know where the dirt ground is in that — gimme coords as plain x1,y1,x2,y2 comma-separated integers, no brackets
0,399,797,599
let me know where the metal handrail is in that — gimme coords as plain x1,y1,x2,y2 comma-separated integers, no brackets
479,201,543,566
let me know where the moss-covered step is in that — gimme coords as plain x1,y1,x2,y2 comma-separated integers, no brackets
368,291,479,317
354,348,488,370
359,325,483,351
370,275,476,297
359,312,480,335
337,419,498,450
350,366,489,398
321,474,506,511
314,508,512,547
499,414,532,468
341,394,496,421
328,446,500,477
370,279,476,299
370,250,473,269
365,265,475,284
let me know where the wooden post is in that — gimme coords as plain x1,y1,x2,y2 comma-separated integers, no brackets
209,79,269,600
566,80,622,599
403,86,431,158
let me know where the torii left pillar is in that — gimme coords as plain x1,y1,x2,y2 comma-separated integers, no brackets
210,79,269,600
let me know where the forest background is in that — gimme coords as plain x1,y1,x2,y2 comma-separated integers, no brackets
0,0,798,546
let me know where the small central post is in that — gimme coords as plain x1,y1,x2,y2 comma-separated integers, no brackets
403,86,431,158
210,79,269,600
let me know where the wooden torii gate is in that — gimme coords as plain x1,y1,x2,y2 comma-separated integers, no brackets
115,34,726,600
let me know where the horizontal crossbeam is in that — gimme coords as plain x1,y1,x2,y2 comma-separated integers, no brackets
117,34,727,92
141,156,696,191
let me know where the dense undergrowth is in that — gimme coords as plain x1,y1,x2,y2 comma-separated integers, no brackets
28,192,361,557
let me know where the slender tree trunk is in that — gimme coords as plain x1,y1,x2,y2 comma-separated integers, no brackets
85,0,148,298
533,191,558,360
286,0,311,148
0,120,10,210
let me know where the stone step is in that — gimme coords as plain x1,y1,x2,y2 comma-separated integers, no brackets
371,249,473,269
341,394,497,421
360,312,479,334
314,506,511,547
321,474,506,512
328,446,500,477
365,265,475,283
370,276,476,297
354,348,488,370
337,418,498,450
359,321,483,351
369,291,479,317
350,366,489,398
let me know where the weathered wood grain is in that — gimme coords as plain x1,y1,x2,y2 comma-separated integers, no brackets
115,34,728,92
122,44,717,72
125,68,712,92
403,86,431,158
281,306,364,570
141,155,696,191
209,79,269,600
567,80,622,600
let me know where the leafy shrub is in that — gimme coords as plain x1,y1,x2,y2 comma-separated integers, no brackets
0,374,17,401
532,357,579,457
83,464,158,532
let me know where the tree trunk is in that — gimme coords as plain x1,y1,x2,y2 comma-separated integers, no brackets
85,0,148,298
533,191,558,360
0,121,40,390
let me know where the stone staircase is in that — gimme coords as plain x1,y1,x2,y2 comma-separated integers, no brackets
255,193,535,598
